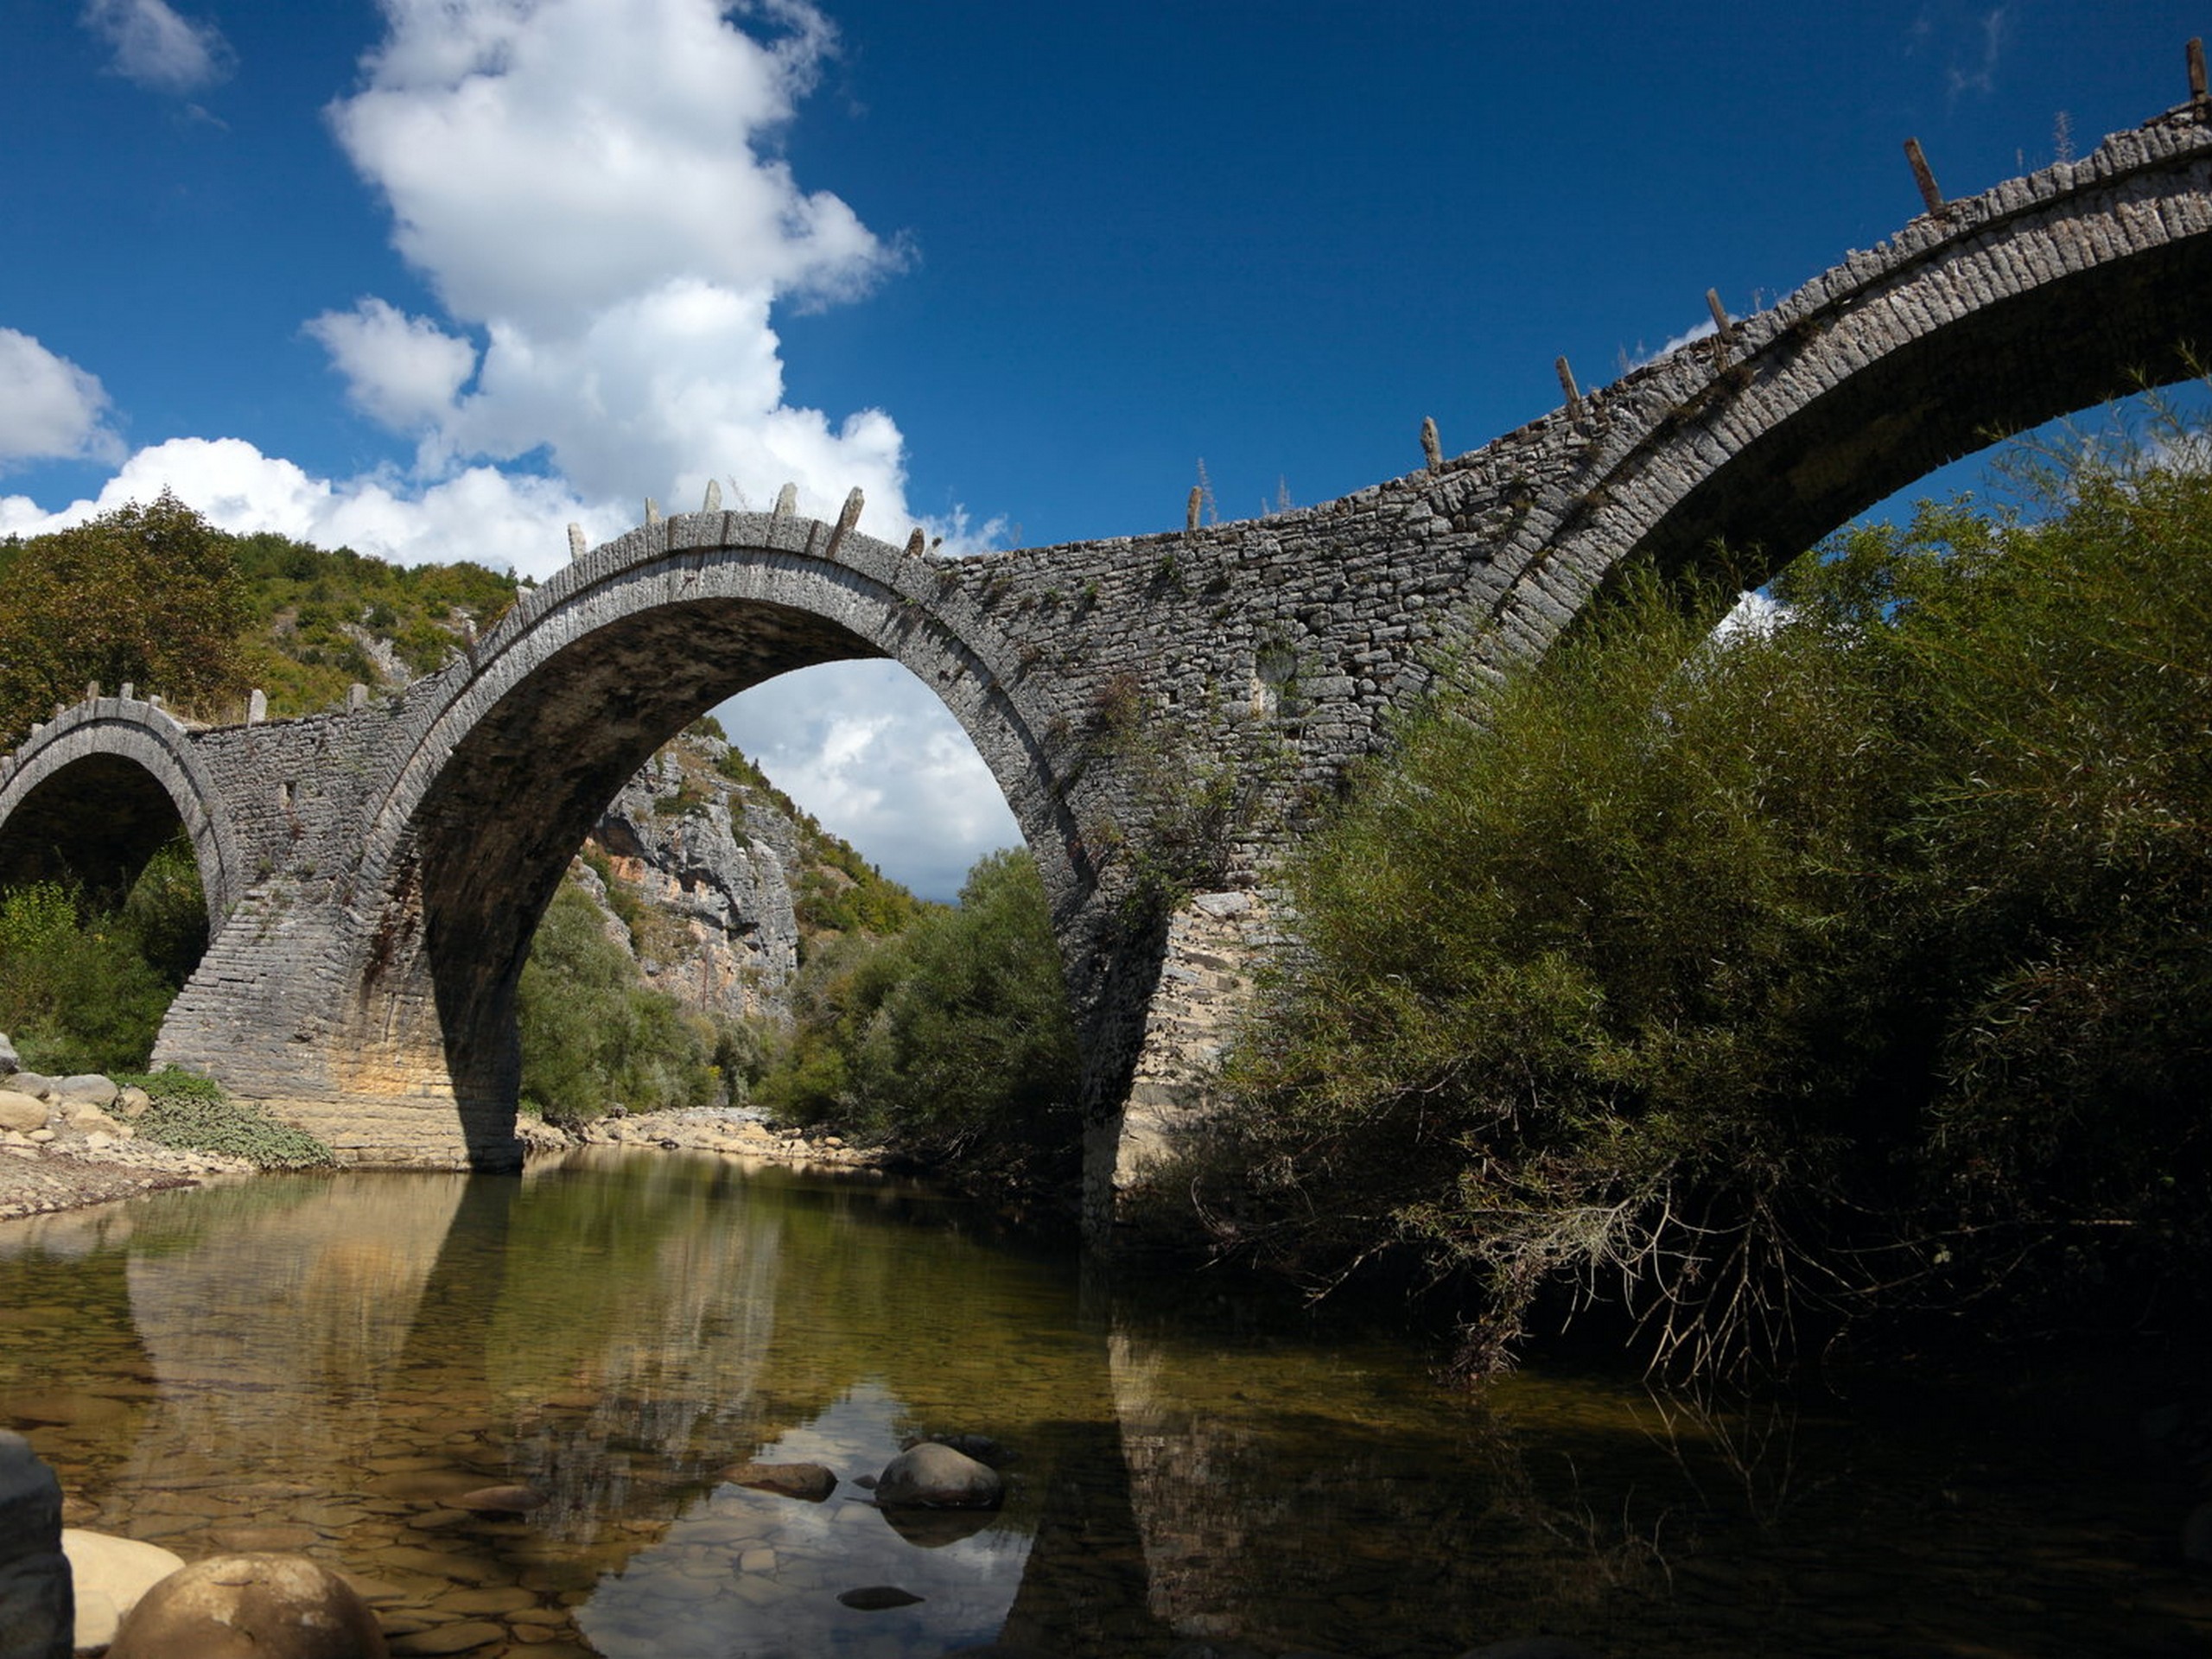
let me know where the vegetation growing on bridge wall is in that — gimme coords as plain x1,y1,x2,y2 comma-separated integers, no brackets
1197,421,2212,1382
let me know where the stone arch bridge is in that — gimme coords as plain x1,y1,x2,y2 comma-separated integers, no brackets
5,109,2210,1235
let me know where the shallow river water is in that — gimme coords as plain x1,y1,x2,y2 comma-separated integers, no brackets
1,1150,2207,1658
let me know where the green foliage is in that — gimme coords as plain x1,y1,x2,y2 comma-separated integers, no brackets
231,531,518,716
1209,433,2212,1381
0,492,251,745
515,882,752,1130
119,1067,337,1169
0,837,208,1075
756,849,1078,1182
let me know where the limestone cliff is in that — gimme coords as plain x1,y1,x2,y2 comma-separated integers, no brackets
571,732,802,1026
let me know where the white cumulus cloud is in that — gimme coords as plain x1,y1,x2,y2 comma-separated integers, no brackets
304,298,479,435
0,329,124,467
80,0,234,94
14,0,1021,893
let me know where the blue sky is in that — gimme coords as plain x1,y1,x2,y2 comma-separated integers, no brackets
1,1,2203,897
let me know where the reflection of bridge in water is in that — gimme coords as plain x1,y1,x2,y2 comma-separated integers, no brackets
5,97,2212,1228
5,1155,2209,1654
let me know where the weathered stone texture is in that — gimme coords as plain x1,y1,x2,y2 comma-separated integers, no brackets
3,111,2209,1232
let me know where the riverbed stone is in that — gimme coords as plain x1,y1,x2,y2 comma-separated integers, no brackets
716,1460,836,1502
108,1552,388,1658
4,1073,54,1101
0,1431,71,1659
54,1075,118,1105
454,1484,545,1515
874,1442,1003,1510
61,1529,188,1649
837,1585,925,1610
0,1091,48,1133
388,1619,507,1655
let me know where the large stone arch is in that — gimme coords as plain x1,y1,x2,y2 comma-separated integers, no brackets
0,696,244,929
311,506,1096,1166
1474,118,2212,667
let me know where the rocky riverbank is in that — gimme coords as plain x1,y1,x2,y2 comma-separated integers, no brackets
0,1089,886,1226
0,1064,253,1223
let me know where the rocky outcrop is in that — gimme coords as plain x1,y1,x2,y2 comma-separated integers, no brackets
579,733,800,1026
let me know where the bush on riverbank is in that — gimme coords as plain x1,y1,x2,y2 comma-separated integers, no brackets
755,848,1080,1185
516,881,760,1130
118,1066,337,1169
1198,427,2212,1381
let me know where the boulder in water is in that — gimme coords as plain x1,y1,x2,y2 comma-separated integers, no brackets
61,1529,188,1648
717,1460,836,1502
874,1442,1003,1510
107,1552,387,1658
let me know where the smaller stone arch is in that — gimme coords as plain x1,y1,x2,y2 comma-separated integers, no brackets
0,696,245,929
1474,115,2212,670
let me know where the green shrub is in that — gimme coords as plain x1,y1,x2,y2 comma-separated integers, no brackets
515,881,739,1129
119,1068,337,1169
0,836,208,1075
1205,429,2212,1381
756,849,1078,1182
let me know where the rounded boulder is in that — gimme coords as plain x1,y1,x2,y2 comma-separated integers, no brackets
62,1529,187,1649
874,1442,1003,1510
107,1552,388,1659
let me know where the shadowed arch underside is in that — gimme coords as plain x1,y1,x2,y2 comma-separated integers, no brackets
0,706,241,930
235,518,1099,1169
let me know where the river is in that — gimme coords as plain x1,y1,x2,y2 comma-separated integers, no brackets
0,1150,2204,1656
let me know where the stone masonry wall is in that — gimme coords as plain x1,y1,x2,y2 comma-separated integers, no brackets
3,109,2209,1225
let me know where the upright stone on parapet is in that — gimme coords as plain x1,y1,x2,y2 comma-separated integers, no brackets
1554,355,1586,423
773,482,798,518
0,1430,73,1659
119,683,134,702
348,683,369,712
823,488,864,560
1421,416,1443,474
702,479,721,512
905,528,925,557
1705,288,1736,368
1904,137,1946,216
645,498,663,526
567,524,587,563
1186,486,1202,535
247,690,267,726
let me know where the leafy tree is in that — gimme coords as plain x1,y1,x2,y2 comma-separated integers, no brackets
0,491,251,744
516,881,753,1129
757,848,1079,1183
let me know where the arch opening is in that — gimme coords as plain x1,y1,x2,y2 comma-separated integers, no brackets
0,753,213,1075
349,566,1093,1178
1605,221,2212,605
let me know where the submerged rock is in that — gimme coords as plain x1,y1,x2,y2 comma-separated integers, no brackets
717,1460,837,1502
874,1442,1003,1510
837,1585,925,1611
